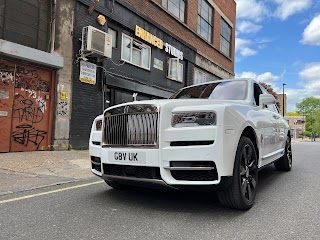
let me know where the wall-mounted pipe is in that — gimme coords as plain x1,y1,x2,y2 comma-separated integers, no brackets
50,0,57,53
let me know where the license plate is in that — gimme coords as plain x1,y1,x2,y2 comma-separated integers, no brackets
109,151,146,164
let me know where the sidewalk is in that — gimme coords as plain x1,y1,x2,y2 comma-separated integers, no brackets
291,137,318,143
0,150,96,196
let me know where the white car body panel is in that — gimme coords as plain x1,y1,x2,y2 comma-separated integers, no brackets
89,79,290,188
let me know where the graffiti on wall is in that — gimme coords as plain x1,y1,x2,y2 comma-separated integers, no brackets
0,71,14,86
36,96,47,113
0,62,14,87
11,123,47,150
0,61,50,92
57,101,68,116
0,91,9,99
13,94,44,124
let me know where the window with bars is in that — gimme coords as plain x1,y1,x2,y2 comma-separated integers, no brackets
220,18,232,57
0,0,51,52
121,33,151,70
197,0,213,43
167,58,183,82
162,0,186,22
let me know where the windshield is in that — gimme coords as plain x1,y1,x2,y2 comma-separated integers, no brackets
170,80,248,100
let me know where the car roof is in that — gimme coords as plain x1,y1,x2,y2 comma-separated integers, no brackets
179,78,255,90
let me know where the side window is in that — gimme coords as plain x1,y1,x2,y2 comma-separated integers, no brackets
167,58,183,82
121,33,151,70
253,83,262,106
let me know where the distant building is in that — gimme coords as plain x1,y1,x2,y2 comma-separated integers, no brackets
285,116,306,138
277,93,287,116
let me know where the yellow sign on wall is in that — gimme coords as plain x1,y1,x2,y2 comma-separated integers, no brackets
135,25,163,49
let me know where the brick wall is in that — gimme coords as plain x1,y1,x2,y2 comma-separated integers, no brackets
123,0,236,74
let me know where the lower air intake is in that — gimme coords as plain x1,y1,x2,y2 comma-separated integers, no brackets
171,170,218,181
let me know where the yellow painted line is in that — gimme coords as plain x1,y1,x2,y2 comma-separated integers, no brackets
0,180,104,204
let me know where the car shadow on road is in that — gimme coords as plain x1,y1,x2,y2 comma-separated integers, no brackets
90,164,288,215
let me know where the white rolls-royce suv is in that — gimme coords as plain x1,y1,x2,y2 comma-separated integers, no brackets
89,78,292,210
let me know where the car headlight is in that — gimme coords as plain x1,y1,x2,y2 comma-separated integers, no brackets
172,112,216,128
95,120,102,131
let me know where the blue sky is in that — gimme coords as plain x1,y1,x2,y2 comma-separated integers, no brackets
234,0,320,112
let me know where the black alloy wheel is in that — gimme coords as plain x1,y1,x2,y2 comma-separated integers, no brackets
274,136,292,171
217,136,258,210
239,143,258,203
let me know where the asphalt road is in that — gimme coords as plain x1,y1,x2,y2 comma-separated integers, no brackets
1,142,320,240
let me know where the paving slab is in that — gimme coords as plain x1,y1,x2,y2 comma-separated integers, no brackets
0,150,97,196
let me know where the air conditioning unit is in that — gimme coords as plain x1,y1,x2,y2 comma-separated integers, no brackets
82,26,112,58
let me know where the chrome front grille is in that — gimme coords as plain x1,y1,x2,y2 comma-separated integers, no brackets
103,104,159,147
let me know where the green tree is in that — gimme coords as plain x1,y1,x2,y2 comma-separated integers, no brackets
296,97,320,134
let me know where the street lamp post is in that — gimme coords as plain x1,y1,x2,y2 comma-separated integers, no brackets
282,83,286,117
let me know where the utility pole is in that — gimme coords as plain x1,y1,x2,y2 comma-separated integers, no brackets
282,83,286,117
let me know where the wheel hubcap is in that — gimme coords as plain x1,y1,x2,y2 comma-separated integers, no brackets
240,144,257,202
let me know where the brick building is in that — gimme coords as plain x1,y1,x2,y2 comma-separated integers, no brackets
70,0,236,149
277,93,287,116
285,116,306,138
0,0,236,151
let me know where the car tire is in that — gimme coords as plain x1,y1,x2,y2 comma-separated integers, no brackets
217,136,258,210
105,180,126,190
274,136,292,171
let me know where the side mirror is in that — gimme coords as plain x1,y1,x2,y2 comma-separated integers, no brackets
259,94,275,108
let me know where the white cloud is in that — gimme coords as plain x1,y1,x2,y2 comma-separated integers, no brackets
273,0,312,20
282,63,320,111
237,21,262,34
236,71,280,85
301,15,320,46
236,71,257,79
257,72,280,83
299,63,320,79
235,0,269,22
235,38,257,57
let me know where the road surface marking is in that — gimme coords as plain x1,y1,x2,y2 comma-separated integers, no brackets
0,180,104,204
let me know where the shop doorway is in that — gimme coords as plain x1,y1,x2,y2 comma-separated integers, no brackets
0,59,54,152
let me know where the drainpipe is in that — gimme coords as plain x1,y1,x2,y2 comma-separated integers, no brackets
50,0,57,53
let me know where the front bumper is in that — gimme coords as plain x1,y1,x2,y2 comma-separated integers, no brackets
89,108,239,187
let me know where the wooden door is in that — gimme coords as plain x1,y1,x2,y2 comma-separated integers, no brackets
0,60,14,152
0,59,53,152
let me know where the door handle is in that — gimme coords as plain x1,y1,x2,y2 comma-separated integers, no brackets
273,115,279,119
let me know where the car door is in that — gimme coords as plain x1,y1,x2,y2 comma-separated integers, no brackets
253,83,277,163
268,103,287,151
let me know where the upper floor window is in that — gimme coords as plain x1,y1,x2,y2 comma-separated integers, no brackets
121,34,151,70
194,69,207,84
220,18,231,57
108,28,117,48
197,0,213,43
162,0,186,22
167,58,183,82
